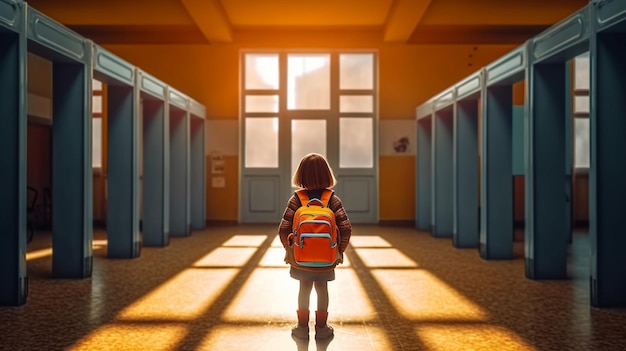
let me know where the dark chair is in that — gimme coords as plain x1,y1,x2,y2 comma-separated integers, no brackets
27,187,38,243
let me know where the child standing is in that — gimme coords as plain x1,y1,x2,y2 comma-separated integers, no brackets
279,153,352,340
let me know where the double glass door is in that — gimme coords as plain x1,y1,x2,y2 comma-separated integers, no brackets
240,52,378,223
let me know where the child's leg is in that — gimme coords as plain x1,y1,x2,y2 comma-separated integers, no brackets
313,281,333,339
292,280,315,339
298,280,314,310
313,281,329,311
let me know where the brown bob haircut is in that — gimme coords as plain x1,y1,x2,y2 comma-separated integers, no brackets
292,153,337,189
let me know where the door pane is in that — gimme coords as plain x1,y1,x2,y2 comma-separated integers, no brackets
287,54,330,110
574,118,589,168
340,95,374,113
92,95,103,114
340,117,373,168
574,95,589,115
291,119,327,177
93,79,102,91
245,95,279,113
92,118,102,168
245,54,279,90
574,52,589,91
340,54,374,90
245,117,279,168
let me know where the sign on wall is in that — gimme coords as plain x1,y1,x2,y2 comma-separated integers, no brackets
380,120,416,156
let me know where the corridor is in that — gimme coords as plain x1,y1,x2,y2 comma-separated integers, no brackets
1,224,625,351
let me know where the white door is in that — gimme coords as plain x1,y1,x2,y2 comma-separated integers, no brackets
240,52,378,223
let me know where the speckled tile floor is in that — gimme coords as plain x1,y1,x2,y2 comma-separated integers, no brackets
1,224,625,351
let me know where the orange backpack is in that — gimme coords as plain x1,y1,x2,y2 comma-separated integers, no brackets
291,189,339,267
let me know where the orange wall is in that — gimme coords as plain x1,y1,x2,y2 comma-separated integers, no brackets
379,156,415,220
105,31,516,221
574,174,589,223
205,155,239,221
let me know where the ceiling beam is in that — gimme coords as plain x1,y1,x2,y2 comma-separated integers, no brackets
68,25,208,45
384,0,432,43
180,0,233,43
408,25,550,45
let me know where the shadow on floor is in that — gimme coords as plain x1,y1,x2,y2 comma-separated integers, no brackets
2,224,625,351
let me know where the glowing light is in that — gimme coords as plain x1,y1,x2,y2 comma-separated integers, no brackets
259,247,289,268
270,235,283,247
350,235,392,247
67,324,187,351
26,240,107,261
26,248,52,261
55,230,532,351
222,268,297,322
222,235,267,247
254,56,279,89
416,325,536,351
222,268,373,322
287,54,330,109
193,247,257,267
372,270,487,321
200,325,394,351
329,269,375,319
355,248,418,268
117,269,238,321
288,55,328,77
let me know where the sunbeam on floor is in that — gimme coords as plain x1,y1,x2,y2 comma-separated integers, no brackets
2,224,626,351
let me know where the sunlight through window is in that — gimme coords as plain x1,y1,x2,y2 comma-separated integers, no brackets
117,269,238,321
26,248,52,261
61,228,524,351
92,239,108,246
355,248,418,268
245,117,279,168
416,325,536,351
222,234,268,247
330,269,376,319
287,54,330,110
349,235,392,247
259,247,289,267
193,248,257,267
291,119,327,177
245,95,279,113
245,54,279,90
270,235,283,247
199,325,393,351
26,240,107,261
67,324,188,351
222,268,374,323
222,268,297,322
200,327,298,350
372,270,487,321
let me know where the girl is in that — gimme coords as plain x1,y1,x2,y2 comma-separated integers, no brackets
279,153,352,340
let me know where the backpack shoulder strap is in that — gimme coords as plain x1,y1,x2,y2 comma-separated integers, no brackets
320,189,334,207
295,189,309,206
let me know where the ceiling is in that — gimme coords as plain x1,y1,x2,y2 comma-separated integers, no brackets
25,0,589,45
